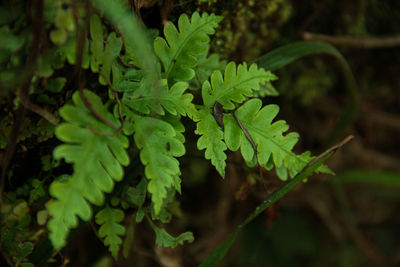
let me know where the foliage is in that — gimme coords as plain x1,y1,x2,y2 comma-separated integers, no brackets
0,1,335,265
47,90,129,250
95,206,126,259
146,214,194,248
154,12,222,86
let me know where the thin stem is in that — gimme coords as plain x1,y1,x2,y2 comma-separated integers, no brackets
98,72,125,133
118,55,140,69
79,88,119,130
231,110,266,190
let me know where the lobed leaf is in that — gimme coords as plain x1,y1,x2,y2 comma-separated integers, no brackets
195,108,227,177
123,80,197,119
47,90,129,250
89,14,104,73
224,99,330,180
147,216,194,248
202,62,277,110
47,180,91,249
133,115,185,214
99,32,122,85
95,206,126,259
154,12,222,85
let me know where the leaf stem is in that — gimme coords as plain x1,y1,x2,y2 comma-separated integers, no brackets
231,110,266,189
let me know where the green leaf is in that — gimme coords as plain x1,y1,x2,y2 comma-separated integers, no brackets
89,14,104,73
0,26,24,52
99,32,122,85
47,90,129,250
253,40,345,71
200,151,334,267
113,68,144,92
154,12,222,85
62,36,90,68
123,80,197,119
44,77,67,93
47,181,91,249
29,179,45,204
133,115,185,214
147,216,194,248
95,206,126,259
195,108,227,177
123,178,147,208
257,82,279,97
1,228,34,262
93,0,161,88
202,62,277,109
37,210,48,226
224,99,329,179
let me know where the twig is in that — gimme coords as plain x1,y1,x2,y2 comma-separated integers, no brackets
302,32,400,48
98,72,125,133
307,135,354,167
88,126,124,137
17,89,59,125
118,55,140,69
361,102,400,132
71,0,90,80
17,0,59,125
71,2,123,135
79,89,120,129
161,0,173,25
1,0,44,205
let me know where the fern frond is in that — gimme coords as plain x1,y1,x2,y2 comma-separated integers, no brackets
100,32,122,85
95,206,126,259
224,99,331,180
89,14,122,85
47,90,129,250
47,179,91,249
154,12,222,85
89,14,104,73
195,108,227,177
133,115,185,214
147,215,194,248
202,62,277,110
123,80,197,119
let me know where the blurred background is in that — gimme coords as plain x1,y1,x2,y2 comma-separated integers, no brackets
1,0,400,266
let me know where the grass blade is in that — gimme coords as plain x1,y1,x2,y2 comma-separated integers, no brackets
253,40,344,70
200,135,353,267
199,152,334,267
254,41,359,145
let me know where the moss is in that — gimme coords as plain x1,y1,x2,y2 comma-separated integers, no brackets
198,0,293,61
